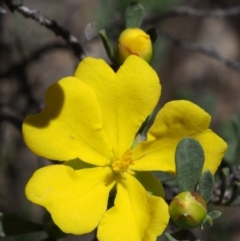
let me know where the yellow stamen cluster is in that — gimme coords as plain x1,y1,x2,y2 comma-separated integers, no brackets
111,149,135,175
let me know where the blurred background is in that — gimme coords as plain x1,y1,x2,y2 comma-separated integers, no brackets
1,0,240,240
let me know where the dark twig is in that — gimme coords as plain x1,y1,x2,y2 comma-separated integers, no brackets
211,166,240,205
146,5,240,23
3,0,86,60
0,43,71,79
0,43,71,116
158,30,240,71
0,110,23,130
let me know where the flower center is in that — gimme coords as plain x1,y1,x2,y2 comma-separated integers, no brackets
111,149,135,175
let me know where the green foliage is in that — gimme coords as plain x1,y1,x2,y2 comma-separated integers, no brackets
199,170,215,203
125,2,144,28
95,0,179,27
135,171,164,197
153,171,175,183
0,213,43,237
202,215,213,228
175,138,204,191
202,211,221,228
208,211,222,220
99,29,117,65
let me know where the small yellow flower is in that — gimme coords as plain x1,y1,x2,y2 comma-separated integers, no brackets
22,56,227,241
115,28,152,64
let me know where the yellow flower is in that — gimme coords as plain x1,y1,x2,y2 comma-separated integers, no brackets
115,28,152,64
22,56,226,241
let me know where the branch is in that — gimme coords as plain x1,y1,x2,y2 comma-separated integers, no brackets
146,5,240,23
3,0,86,60
158,30,240,71
0,43,71,79
0,110,23,130
0,43,70,113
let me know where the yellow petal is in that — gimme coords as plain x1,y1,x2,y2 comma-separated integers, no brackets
132,100,227,174
25,165,115,234
150,100,211,138
23,77,113,166
97,174,169,241
75,56,160,156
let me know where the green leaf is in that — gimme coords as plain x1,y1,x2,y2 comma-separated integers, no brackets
125,2,144,28
199,170,215,202
0,213,43,237
175,138,205,191
153,171,175,183
165,230,189,241
99,29,117,65
207,211,222,219
146,27,158,44
135,171,164,197
43,212,67,239
202,215,213,228
202,211,221,228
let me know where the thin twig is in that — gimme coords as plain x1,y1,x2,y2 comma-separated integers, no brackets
0,111,23,130
3,0,86,60
146,5,240,23
158,30,240,71
0,43,71,79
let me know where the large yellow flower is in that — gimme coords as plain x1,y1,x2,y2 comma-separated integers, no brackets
22,56,226,241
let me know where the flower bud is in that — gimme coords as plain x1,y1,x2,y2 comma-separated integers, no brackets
114,28,153,64
169,191,207,229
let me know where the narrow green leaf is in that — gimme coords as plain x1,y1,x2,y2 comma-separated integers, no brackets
175,138,205,191
99,29,117,65
207,211,222,219
199,170,215,202
0,213,43,237
125,2,144,28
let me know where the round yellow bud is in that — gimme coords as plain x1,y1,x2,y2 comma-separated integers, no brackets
115,28,153,64
169,191,207,229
